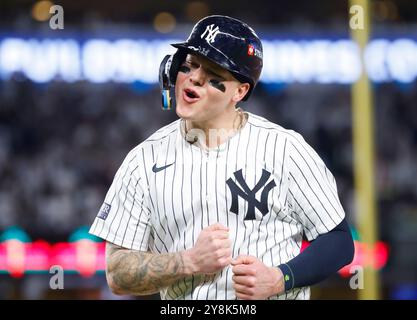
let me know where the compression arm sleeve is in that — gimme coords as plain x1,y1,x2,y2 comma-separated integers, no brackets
278,218,355,291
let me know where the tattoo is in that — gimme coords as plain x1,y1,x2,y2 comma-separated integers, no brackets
106,242,186,295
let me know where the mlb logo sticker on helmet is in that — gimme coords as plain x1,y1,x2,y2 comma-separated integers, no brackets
248,44,263,59
248,44,255,56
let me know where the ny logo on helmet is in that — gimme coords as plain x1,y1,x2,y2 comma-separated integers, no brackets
201,24,220,43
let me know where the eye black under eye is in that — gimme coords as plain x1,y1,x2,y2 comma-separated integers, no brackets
209,79,226,92
179,65,191,73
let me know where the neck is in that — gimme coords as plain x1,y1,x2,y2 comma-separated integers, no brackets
185,108,245,149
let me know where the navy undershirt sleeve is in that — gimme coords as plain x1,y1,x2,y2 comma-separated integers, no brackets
278,218,355,291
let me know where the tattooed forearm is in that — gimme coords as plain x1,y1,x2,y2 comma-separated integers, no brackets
106,242,190,295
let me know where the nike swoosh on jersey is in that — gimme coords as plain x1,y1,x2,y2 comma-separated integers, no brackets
152,162,175,173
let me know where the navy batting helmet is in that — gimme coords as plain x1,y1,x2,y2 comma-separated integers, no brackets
159,15,263,110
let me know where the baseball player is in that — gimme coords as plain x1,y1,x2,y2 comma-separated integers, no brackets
89,15,354,300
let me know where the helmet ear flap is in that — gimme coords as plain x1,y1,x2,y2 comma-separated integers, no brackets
169,50,187,84
159,50,187,110
159,55,174,110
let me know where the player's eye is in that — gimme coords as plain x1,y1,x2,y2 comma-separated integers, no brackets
209,79,226,92
178,65,191,74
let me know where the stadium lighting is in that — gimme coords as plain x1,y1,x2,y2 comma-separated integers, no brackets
0,37,416,84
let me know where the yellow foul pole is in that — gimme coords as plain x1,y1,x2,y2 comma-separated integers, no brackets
349,0,380,299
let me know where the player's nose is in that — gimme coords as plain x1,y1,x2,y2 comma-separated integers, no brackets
189,67,206,87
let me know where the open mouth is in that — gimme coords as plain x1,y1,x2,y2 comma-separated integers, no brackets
182,88,200,103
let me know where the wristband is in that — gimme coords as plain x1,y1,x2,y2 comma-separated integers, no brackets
278,263,295,291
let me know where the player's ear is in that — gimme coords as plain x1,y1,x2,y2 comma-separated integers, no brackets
232,83,250,103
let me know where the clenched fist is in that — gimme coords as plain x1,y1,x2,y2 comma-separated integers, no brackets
182,223,232,275
231,255,285,300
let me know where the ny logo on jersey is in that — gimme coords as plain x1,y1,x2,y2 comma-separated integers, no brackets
201,24,220,43
226,169,276,220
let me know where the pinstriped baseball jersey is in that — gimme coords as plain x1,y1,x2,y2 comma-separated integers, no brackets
89,111,345,300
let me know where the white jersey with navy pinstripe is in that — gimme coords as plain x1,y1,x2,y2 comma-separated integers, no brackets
89,111,345,300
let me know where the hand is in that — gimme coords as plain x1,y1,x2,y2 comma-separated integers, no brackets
182,223,232,275
231,255,285,300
